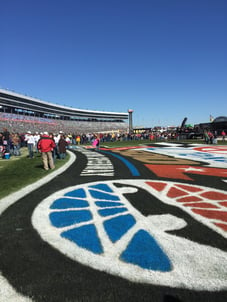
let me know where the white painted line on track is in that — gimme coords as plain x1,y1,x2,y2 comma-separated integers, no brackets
0,150,76,302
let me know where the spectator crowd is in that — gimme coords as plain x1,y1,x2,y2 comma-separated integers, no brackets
0,124,226,168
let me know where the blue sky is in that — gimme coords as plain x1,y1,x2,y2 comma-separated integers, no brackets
1,0,227,127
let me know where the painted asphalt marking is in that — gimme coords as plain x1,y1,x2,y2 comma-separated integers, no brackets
1,144,227,301
146,164,227,181
113,148,201,165
78,148,114,176
194,146,227,154
101,151,140,176
32,179,227,290
146,181,227,237
139,146,227,167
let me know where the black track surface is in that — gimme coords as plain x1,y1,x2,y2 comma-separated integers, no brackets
0,145,227,302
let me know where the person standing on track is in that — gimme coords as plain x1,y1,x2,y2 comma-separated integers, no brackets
37,132,56,170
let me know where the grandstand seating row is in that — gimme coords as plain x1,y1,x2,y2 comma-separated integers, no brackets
0,112,128,134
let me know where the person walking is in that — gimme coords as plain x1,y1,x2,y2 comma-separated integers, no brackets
37,132,56,170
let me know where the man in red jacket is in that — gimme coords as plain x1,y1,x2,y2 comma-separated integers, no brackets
37,132,56,170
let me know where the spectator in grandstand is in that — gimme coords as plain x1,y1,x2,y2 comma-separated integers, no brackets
25,131,35,158
58,135,68,159
2,128,10,153
37,132,56,170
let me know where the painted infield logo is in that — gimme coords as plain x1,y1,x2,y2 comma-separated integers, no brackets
32,180,227,290
193,146,227,154
141,146,227,167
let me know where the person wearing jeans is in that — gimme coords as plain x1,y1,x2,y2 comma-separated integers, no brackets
25,131,35,158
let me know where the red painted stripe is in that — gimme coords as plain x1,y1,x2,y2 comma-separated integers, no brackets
214,222,227,231
192,209,227,222
176,184,203,192
200,191,227,200
167,187,188,198
146,181,167,192
177,196,202,203
184,202,218,208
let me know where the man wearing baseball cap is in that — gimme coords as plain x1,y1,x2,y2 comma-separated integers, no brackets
37,132,56,170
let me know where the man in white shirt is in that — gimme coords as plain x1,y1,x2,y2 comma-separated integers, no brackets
33,132,40,153
25,131,35,158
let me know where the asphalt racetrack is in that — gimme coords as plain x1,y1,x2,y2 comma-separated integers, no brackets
0,142,227,302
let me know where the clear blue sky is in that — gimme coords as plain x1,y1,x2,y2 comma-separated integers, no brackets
1,0,227,127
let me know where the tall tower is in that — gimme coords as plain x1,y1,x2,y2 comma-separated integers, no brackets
128,109,133,133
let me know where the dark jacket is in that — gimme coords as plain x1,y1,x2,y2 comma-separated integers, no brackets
58,138,68,153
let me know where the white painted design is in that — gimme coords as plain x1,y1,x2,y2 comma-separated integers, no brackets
178,167,205,172
139,146,227,167
79,147,114,176
194,146,227,154
32,180,227,290
0,272,33,302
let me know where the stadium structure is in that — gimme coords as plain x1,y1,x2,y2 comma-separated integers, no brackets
0,89,129,134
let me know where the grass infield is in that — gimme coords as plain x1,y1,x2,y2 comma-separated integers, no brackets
0,148,68,200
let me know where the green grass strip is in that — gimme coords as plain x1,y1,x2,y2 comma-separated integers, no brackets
0,149,68,199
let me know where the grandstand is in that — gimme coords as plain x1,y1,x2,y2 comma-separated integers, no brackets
0,89,129,133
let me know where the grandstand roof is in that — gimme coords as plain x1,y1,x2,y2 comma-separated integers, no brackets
0,89,129,120
213,116,227,123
